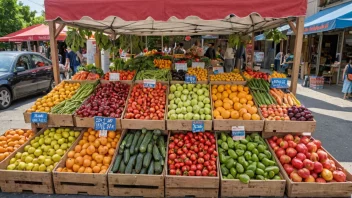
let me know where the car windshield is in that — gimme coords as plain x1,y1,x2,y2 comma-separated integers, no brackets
0,54,15,72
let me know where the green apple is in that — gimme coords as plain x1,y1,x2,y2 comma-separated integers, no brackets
44,138,52,145
32,164,39,171
34,137,40,142
50,140,57,147
193,113,200,120
46,165,54,172
181,107,187,114
205,115,212,120
24,156,33,163
17,162,26,170
192,105,200,113
191,99,198,106
29,154,35,158
67,142,72,148
32,142,40,149
74,131,80,137
57,138,65,145
34,149,43,157
28,147,36,154
7,164,16,170
48,132,55,138
44,129,50,135
48,149,55,156
62,131,69,138
21,152,29,161
56,149,64,156
43,145,50,152
39,134,44,138
198,95,205,102
177,114,184,120
54,134,62,141
69,131,74,137
198,102,204,108
15,152,22,159
38,138,45,145
32,158,38,164
64,128,70,132
54,144,60,150
9,158,16,164
30,140,36,145
205,104,211,109
44,158,52,166
24,145,31,152
52,154,61,162
68,136,75,142
26,163,34,171
56,128,62,134
50,128,55,132
38,164,46,172
200,114,206,120
38,156,46,164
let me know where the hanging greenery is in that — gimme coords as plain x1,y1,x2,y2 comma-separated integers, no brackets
228,34,251,48
65,27,92,51
118,35,145,54
264,29,287,44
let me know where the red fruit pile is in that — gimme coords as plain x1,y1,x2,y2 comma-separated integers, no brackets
124,83,167,120
104,70,136,80
76,82,130,118
168,132,218,177
260,104,290,121
268,134,347,183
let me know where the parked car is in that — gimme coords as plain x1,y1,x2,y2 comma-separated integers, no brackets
0,52,54,110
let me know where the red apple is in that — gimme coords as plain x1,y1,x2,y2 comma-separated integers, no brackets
275,148,286,158
298,168,310,179
311,172,318,179
286,148,297,158
272,136,278,142
284,134,294,141
306,152,311,159
316,178,327,183
296,143,308,154
276,138,283,145
270,142,277,149
317,150,328,162
303,159,314,171
307,142,318,153
280,155,291,165
305,175,315,182
273,146,279,151
310,153,319,162
288,140,297,148
280,140,288,149
313,162,323,173
322,160,336,172
292,158,304,169
290,172,302,182
296,153,307,161
333,169,346,182
300,136,310,145
284,164,294,175
313,140,322,149
294,135,301,143
268,139,274,144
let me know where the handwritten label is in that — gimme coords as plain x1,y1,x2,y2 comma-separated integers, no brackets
94,116,117,131
192,62,205,68
271,78,288,88
143,79,156,88
232,126,245,140
99,130,107,137
185,74,196,84
192,121,204,133
175,63,188,71
30,112,48,123
213,66,224,74
109,73,120,81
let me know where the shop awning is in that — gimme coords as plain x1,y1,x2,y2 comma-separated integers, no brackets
0,25,41,42
303,1,352,34
44,0,307,35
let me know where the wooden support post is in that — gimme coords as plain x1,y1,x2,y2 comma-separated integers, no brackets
337,30,345,84
54,24,66,39
250,32,255,68
316,33,323,75
280,40,284,53
48,21,60,86
95,45,102,68
290,17,304,95
288,21,297,35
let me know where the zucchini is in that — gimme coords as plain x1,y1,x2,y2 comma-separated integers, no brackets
140,131,153,153
153,144,161,161
119,134,129,154
125,155,137,174
130,131,141,155
153,130,161,136
154,161,162,174
143,152,152,168
124,149,130,164
141,128,147,134
135,153,145,174
147,141,154,153
126,133,134,148
118,160,126,173
157,136,166,158
111,154,122,173
135,133,145,153
147,160,154,175
140,167,147,174
160,157,164,166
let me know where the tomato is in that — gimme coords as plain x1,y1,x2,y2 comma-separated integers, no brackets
204,154,210,161
198,158,204,164
202,169,209,176
177,141,184,147
176,169,182,175
190,154,197,161
185,159,192,166
196,170,202,176
198,152,204,158
169,164,175,169
209,170,217,176
176,149,183,155
196,164,203,170
168,160,174,165
204,161,210,167
181,166,189,172
185,143,191,149
170,169,176,175
212,151,218,156
180,154,187,160
188,170,195,176
207,165,213,171
210,161,216,166
190,165,197,171
207,148,214,155
175,163,181,169
169,153,176,160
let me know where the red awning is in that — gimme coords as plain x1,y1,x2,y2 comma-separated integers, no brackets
45,0,307,21
0,24,66,42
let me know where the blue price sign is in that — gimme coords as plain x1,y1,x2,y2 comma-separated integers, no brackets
30,112,48,123
143,79,156,88
94,116,117,131
271,78,288,88
232,126,245,140
185,74,196,84
192,121,204,133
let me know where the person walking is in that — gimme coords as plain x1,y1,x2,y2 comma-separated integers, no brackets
274,52,283,71
204,43,216,59
224,44,234,72
175,43,186,54
65,47,81,76
342,58,352,99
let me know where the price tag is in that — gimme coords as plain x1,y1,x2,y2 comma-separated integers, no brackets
232,126,245,140
271,78,288,88
30,112,48,123
99,130,107,137
175,63,188,71
192,121,204,133
94,116,117,131
109,73,120,81
192,62,205,68
143,79,156,88
185,74,196,84
213,66,224,74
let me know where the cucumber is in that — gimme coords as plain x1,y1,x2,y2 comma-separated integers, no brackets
147,141,154,153
124,149,130,164
111,154,122,173
140,167,147,174
125,155,137,174
118,160,126,173
126,133,134,148
135,133,145,153
141,128,147,134
157,136,166,158
143,152,152,168
130,131,141,155
154,161,162,174
153,144,161,161
147,160,154,175
153,130,161,136
119,134,129,154
140,131,153,153
160,157,164,166
135,153,145,174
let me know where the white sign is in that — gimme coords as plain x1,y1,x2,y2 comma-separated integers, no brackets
213,66,224,74
232,126,245,140
143,79,156,88
109,73,120,81
175,63,188,71
86,39,96,64
192,62,205,68
99,130,107,137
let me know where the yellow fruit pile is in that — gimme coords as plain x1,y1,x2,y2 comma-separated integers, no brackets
212,84,260,120
210,73,244,81
243,71,252,80
232,68,240,73
154,59,172,69
187,68,208,81
0,129,34,161
270,71,287,78
57,128,121,174
26,82,80,113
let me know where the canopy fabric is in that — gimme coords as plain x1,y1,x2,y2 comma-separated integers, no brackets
44,0,307,36
0,24,66,42
303,1,352,34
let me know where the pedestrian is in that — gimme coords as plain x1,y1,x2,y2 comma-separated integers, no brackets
189,41,203,57
224,44,234,72
65,47,81,76
274,51,283,71
342,58,352,99
204,43,216,59
280,52,292,73
175,43,186,54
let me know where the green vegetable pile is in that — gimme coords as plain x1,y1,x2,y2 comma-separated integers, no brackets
248,79,277,105
136,69,170,81
111,129,166,175
124,56,156,71
218,132,281,183
51,82,97,114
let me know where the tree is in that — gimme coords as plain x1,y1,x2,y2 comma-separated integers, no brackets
0,0,23,37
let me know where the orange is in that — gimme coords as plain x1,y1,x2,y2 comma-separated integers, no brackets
100,137,108,146
214,100,223,108
221,110,231,119
108,132,116,139
246,95,253,101
66,158,74,169
57,167,63,172
0,154,5,161
231,111,240,119
83,155,92,160
225,84,231,90
229,93,237,100
239,108,248,116
80,149,87,156
83,159,91,167
211,88,217,95
108,148,115,156
90,160,97,168
213,110,220,117
103,156,112,165
95,154,103,163
212,94,217,101
72,164,80,172
232,97,239,104
98,146,108,155
217,85,224,93
82,143,90,149
222,92,229,99
78,166,85,173
251,114,260,120
215,115,223,119
247,101,254,106
93,140,101,148
244,87,249,92
248,107,258,114
75,156,84,166
92,153,99,160
216,93,222,100
230,85,238,92
87,145,96,155
92,166,101,173
223,102,231,110
238,85,244,92
237,92,246,99
234,102,242,110
239,98,247,104
99,169,106,174
74,153,81,158
67,151,75,158
243,113,252,120
216,107,225,113
88,135,96,142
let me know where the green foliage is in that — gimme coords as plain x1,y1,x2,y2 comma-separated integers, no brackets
119,35,144,54
65,28,92,51
228,34,251,48
77,64,104,76
264,29,287,44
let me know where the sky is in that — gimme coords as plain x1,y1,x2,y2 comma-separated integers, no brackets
19,0,44,16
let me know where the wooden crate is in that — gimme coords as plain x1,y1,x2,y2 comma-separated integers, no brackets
208,71,247,86
0,127,81,194
53,129,122,196
264,119,317,133
266,138,352,197
219,132,285,197
121,82,168,130
73,81,133,129
166,81,212,131
165,131,219,197
107,130,166,197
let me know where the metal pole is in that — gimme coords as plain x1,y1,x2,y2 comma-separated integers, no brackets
337,30,345,85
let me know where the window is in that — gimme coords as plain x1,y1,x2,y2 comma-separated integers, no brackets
16,55,31,70
0,54,15,72
31,54,49,67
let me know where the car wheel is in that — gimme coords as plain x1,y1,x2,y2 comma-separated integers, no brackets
0,87,12,110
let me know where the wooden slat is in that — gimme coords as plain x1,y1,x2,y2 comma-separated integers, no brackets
288,20,297,35
264,119,316,133
48,21,60,85
54,24,66,39
290,16,304,95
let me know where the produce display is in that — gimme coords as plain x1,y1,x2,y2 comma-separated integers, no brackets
56,128,121,173
187,68,207,81
111,129,166,175
124,56,156,71
219,133,281,183
167,84,212,120
212,84,260,120
26,82,81,113
209,73,245,81
6,127,80,172
269,71,287,79
248,79,277,106
171,70,187,81
51,82,97,114
124,83,167,120
153,58,172,69
167,132,218,176
0,129,34,161
103,70,136,80
72,65,103,80
135,69,170,81
243,68,269,80
269,88,301,107
75,82,130,118
268,134,347,183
